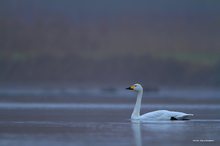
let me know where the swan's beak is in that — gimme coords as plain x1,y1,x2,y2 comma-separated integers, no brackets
126,85,135,90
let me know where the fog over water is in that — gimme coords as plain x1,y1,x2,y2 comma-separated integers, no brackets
1,0,220,86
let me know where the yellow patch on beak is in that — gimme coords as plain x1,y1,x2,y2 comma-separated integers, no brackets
130,85,135,90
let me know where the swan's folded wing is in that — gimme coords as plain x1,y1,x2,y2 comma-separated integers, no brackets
140,110,193,120
140,110,171,120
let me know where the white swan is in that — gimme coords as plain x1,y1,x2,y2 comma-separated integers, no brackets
126,83,193,121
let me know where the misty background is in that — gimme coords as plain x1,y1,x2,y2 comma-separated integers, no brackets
1,0,220,87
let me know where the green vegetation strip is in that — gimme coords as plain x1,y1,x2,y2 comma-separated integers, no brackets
154,51,220,66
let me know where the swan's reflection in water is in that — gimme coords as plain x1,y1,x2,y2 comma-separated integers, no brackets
131,121,142,146
131,120,192,146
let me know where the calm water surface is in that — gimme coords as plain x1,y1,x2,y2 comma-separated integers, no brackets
0,102,219,146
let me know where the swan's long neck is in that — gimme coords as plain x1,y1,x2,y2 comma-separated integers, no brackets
131,90,143,119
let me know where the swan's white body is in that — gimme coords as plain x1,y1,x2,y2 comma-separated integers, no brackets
136,110,193,120
127,84,193,121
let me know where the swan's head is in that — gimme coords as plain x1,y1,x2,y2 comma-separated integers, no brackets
126,83,143,92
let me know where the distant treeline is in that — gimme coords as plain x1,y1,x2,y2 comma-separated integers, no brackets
1,1,220,86
0,55,220,86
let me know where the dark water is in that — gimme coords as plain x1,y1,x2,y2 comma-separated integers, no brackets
0,87,219,146
0,102,219,146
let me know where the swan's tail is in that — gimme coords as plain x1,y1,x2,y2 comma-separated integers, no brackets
177,114,194,120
